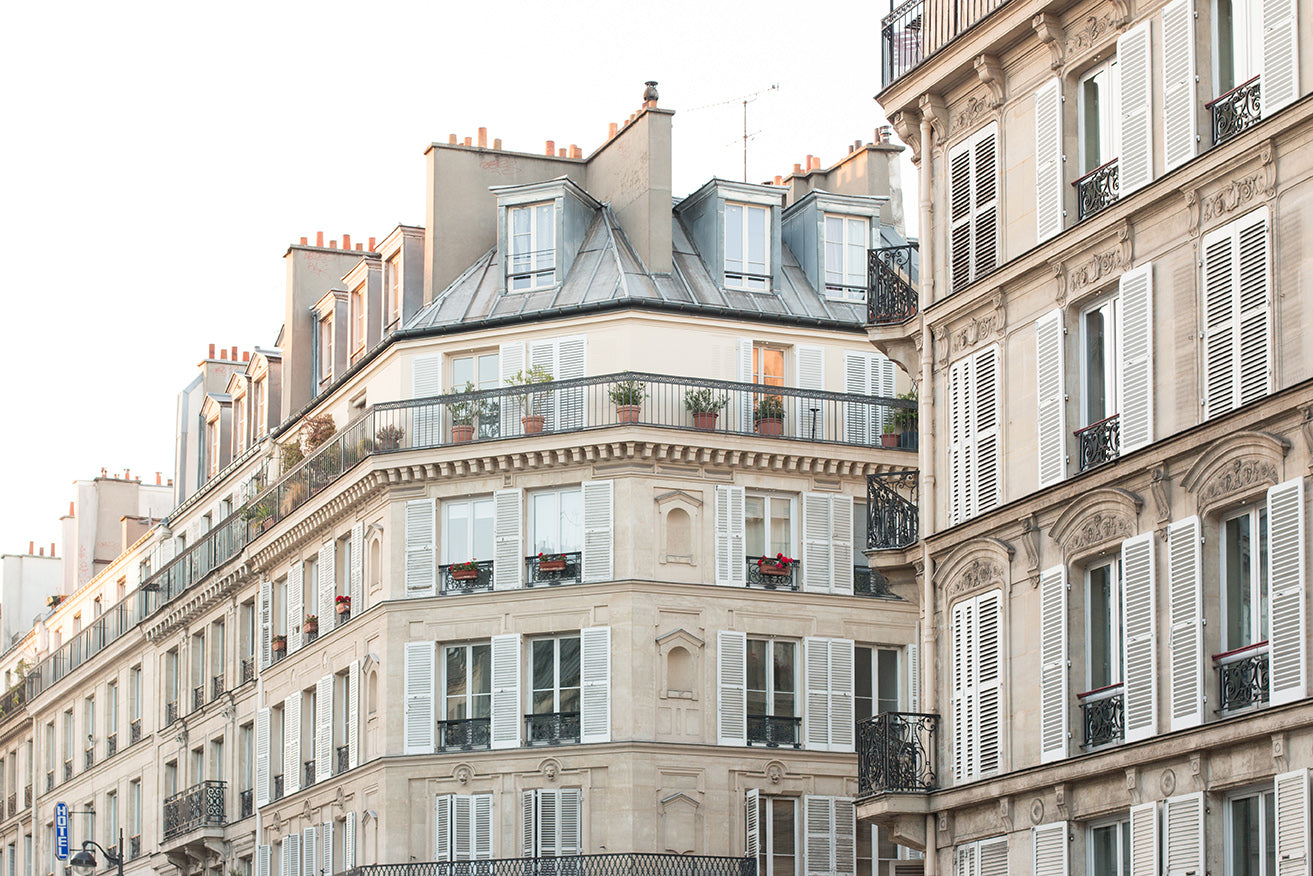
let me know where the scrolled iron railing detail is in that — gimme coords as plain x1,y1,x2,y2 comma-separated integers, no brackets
1079,687,1124,749
745,557,798,591
867,471,918,550
746,715,801,748
526,553,582,588
1217,646,1269,712
239,789,253,819
440,561,495,595
1074,159,1120,221
438,718,492,751
854,566,896,598
1075,415,1120,472
867,244,919,325
857,712,938,796
525,711,581,746
162,779,227,840
1208,76,1261,146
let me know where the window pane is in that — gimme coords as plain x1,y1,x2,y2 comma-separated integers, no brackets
1217,0,1236,91
747,639,768,715
472,500,494,561
453,357,473,390
855,647,873,722
445,503,471,564
1230,796,1261,876
1091,824,1118,876
1089,564,1115,689
477,354,499,390
773,643,795,717
532,493,557,554
1224,515,1253,649
771,798,795,876
532,640,555,713
769,498,791,557
445,647,468,719
877,649,900,714
1085,309,1108,423
1258,508,1269,642
559,490,583,553
746,206,767,275
746,497,766,557
825,217,843,286
1082,75,1103,173
559,637,581,689
726,204,744,273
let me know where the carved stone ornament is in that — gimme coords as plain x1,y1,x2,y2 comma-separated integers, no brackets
1182,431,1290,514
454,764,473,785
1065,12,1117,57
949,296,1005,357
998,798,1012,830
1160,768,1177,796
953,94,995,135
1301,405,1313,471
1020,515,1041,584
1198,458,1279,506
1150,466,1171,526
1050,261,1068,306
1067,246,1126,294
950,560,1004,600
934,324,951,368
1029,798,1045,825
919,93,949,144
890,109,922,164
1050,487,1144,563
1201,172,1266,223
1032,12,1066,68
975,54,1006,106
765,761,785,784
541,758,562,781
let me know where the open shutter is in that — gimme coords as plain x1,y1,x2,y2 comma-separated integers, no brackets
737,339,755,432
284,835,302,876
831,495,854,595
288,562,303,653
556,335,587,431
315,674,332,782
1267,478,1307,704
321,822,334,876
803,797,834,876
717,631,747,746
405,499,436,597
558,788,582,857
493,489,523,591
802,493,833,593
1034,79,1064,242
745,789,760,858
491,633,522,749
259,579,272,671
344,812,357,870
1118,21,1153,195
1163,793,1204,876
954,845,976,876
844,352,871,444
715,486,746,586
255,707,270,807
284,692,301,795
1203,222,1239,417
973,346,1002,516
1131,802,1165,874
350,521,364,614
318,541,335,635
804,638,832,751
403,641,435,754
949,136,974,291
1032,822,1068,876
1161,0,1197,170
1122,533,1158,742
834,798,856,876
952,598,974,780
972,127,999,279
500,341,526,437
796,345,825,440
1236,210,1272,407
1275,769,1310,876
1260,0,1300,114
1167,517,1205,730
948,357,969,525
1035,310,1066,487
256,845,271,876
976,590,1003,776
473,794,493,860
347,659,360,769
830,640,855,752
412,354,443,447
1038,566,1068,762
521,791,535,857
581,480,614,584
580,626,611,744
1118,264,1155,453
907,636,921,712
977,837,1009,876
302,827,317,876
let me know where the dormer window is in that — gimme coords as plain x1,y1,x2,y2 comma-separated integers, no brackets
349,285,366,362
252,376,267,439
508,202,556,291
206,414,221,478
725,202,770,291
233,390,247,454
386,254,402,328
824,214,870,301
317,313,334,387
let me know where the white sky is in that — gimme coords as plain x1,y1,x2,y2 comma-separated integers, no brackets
0,0,912,557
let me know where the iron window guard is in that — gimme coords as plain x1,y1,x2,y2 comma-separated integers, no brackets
438,717,492,751
857,711,938,796
1078,684,1124,749
1074,158,1120,221
1207,76,1261,146
525,711,581,746
1215,642,1269,713
1075,414,1120,472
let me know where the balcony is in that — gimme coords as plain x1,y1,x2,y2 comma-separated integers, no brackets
857,712,938,796
304,760,316,787
1078,684,1124,749
855,566,897,598
272,774,284,802
106,732,117,757
240,658,255,685
1208,76,1261,146
1215,642,1269,713
867,471,918,551
343,853,754,876
336,745,349,775
192,685,204,713
1074,159,1120,221
84,747,94,770
62,759,71,782
44,770,53,793
868,244,919,325
239,789,253,819
440,561,494,595
526,711,581,746
746,715,801,748
212,674,225,700
0,683,28,726
881,0,1008,87
165,700,178,725
746,556,798,591
162,780,226,841
438,717,491,751
526,553,582,588
129,718,142,744
1076,415,1120,472
128,836,141,861
5,793,14,819
23,784,30,808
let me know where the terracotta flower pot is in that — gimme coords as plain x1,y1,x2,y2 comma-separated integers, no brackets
881,433,899,447
335,603,350,615
522,415,545,434
272,641,286,653
452,424,475,443
303,623,317,635
693,412,719,430
540,559,567,572
616,405,641,423
759,564,791,576
755,417,784,436
451,567,480,581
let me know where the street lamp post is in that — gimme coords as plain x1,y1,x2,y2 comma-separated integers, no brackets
67,829,123,876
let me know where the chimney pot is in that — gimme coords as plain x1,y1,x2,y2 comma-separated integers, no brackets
773,175,782,185
463,137,471,146
343,233,351,249
355,244,362,251
28,541,33,554
316,231,324,247
124,467,131,480
493,138,502,150
243,351,250,361
810,156,821,170
569,144,581,158
643,80,659,108
50,542,55,557
793,163,802,174
156,472,162,485
608,122,618,138
69,501,75,515
877,125,894,143
478,127,487,148
368,237,376,250
168,478,174,487
545,140,555,155
38,548,43,556
220,348,227,359
449,134,457,144
300,236,308,245
231,345,237,360
558,148,566,157
330,239,338,248
208,343,215,358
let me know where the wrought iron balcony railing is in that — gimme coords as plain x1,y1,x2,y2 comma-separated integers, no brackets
1076,414,1120,472
165,701,178,725
747,715,801,748
1216,642,1269,713
867,471,918,550
1208,76,1261,146
241,657,256,685
192,685,204,713
23,784,30,808
526,711,581,746
336,746,349,775
868,244,919,325
526,553,582,588
84,747,94,770
239,788,253,819
1079,684,1124,749
1074,158,1120,221
128,836,141,860
438,717,492,751
857,711,938,796
745,557,798,590
212,674,225,700
854,566,896,598
5,793,14,820
62,760,71,781
304,760,316,787
162,779,226,841
106,732,117,757
880,0,1008,87
441,561,494,595
0,683,28,726
44,771,52,793
340,853,756,876
272,774,284,801
129,718,142,745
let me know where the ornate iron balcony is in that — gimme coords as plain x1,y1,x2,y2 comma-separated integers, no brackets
84,748,94,770
336,745,349,775
1079,685,1124,749
1216,643,1269,712
1208,76,1261,146
165,700,178,725
304,759,316,787
867,471,918,550
5,793,14,819
747,715,801,748
746,556,798,590
239,788,253,819
1074,159,1120,221
162,780,226,841
62,760,71,781
241,657,255,685
106,733,117,757
441,561,494,595
438,717,492,751
341,853,756,876
23,784,30,808
129,718,142,744
0,683,28,725
526,711,581,746
272,774,284,801
867,244,919,325
857,712,938,796
854,566,896,598
212,674,225,700
128,836,141,861
1076,414,1120,472
526,553,582,588
44,771,52,793
192,685,204,713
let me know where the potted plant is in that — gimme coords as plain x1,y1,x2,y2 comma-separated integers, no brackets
881,420,899,448
449,383,486,443
505,365,553,434
537,551,568,572
376,424,404,452
45,595,63,609
891,389,918,447
303,615,319,635
241,499,275,532
754,395,786,436
755,553,795,577
449,559,482,581
271,634,287,654
608,379,646,424
685,388,728,430
334,594,351,616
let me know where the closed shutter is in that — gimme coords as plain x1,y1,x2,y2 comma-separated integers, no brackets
745,789,760,858
283,834,302,876
952,598,973,780
1267,478,1307,704
493,489,523,591
802,493,833,593
557,788,582,857
473,793,493,860
1118,22,1153,195
717,631,748,746
1204,209,1271,417
1260,0,1300,114
350,521,364,614
907,636,921,712
259,579,272,671
403,641,434,754
256,845,271,876
315,674,332,782
831,640,855,752
844,352,871,443
949,125,1000,291
973,346,1002,516
1032,823,1067,876
491,633,522,749
255,706,270,807
803,796,834,876
1161,0,1197,170
412,354,443,447
284,692,301,795
321,821,334,876
949,136,975,292
528,341,557,432
302,827,317,876
953,590,1004,780
288,562,303,653
405,499,436,597
1163,793,1204,876
1236,211,1272,407
318,541,335,635
1274,769,1310,876
714,486,746,586
580,626,611,744
948,357,969,524
1167,517,1205,730
976,590,1003,776
1122,533,1158,742
453,795,472,861
556,335,587,431
796,345,826,440
977,838,1009,876
738,338,755,432
834,798,856,876
804,638,855,752
521,791,535,857
1118,264,1155,453
1034,79,1064,242
347,659,360,769
1129,802,1159,876
500,341,526,437
1038,566,1068,762
344,812,357,870
581,480,614,583
831,495,854,595
1035,310,1066,486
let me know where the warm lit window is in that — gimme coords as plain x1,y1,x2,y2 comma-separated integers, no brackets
508,203,556,291
350,286,365,357
386,255,402,326
725,202,770,291
824,215,868,300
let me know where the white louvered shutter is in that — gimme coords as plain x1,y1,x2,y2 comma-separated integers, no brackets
350,521,364,614
500,341,526,437
1204,209,1271,417
717,631,747,746
1032,823,1067,876
1118,22,1153,195
1267,478,1307,704
1121,533,1158,742
473,793,494,860
954,591,1005,780
558,788,582,857
834,798,856,876
521,791,535,857
907,637,921,712
284,692,301,795
1260,0,1300,114
831,495,854,595
978,837,1009,876
952,598,973,780
1163,793,1204,876
581,480,614,583
493,489,523,591
302,827,317,876
315,674,332,782
802,493,833,593
259,578,272,671
318,541,335,635
973,128,1000,281
948,356,969,524
831,640,855,752
844,352,871,443
283,835,302,876
737,338,755,432
949,136,974,292
745,789,760,858
1035,79,1064,242
1035,310,1066,486
715,485,746,586
491,633,522,749
412,354,443,447
347,659,360,769
255,706,270,807
973,346,1002,516
805,638,831,751
528,341,558,432
321,821,334,876
1275,769,1310,876
954,844,976,876
1236,211,1272,407
453,795,472,861
804,796,834,876
344,812,357,869
1129,803,1159,876
556,335,587,430
256,845,271,876
404,498,436,597
1167,518,1205,730
1118,264,1155,453
976,590,1003,776
288,562,304,653
1161,0,1197,170
580,626,611,744
1203,221,1238,417
403,640,434,754
1038,566,1068,762
796,345,826,440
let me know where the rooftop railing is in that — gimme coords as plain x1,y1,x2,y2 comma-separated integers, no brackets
868,244,919,325
881,0,1009,88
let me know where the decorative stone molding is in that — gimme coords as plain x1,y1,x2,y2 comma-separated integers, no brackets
1029,798,1045,825
1054,783,1069,819
1064,11,1118,59
998,797,1012,831
975,55,1006,107
765,760,786,784
1185,141,1278,236
1032,13,1066,69
934,324,951,368
1020,515,1041,586
1201,172,1266,222
1050,260,1068,306
1150,466,1171,529
890,109,922,163
539,758,563,781
953,94,995,135
1064,223,1132,298
919,93,949,144
1050,488,1143,563
1181,431,1289,515
1301,405,1313,470
934,537,1014,602
941,292,1006,361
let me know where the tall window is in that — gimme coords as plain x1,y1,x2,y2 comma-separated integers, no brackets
530,636,581,716
350,286,365,359
386,254,402,326
233,393,247,454
452,352,499,438
106,682,117,744
1081,296,1119,427
1078,59,1120,175
823,215,868,300
752,795,797,876
105,791,117,848
1227,789,1275,875
1089,818,1130,876
854,647,900,720
1221,506,1269,651
1214,0,1260,94
1087,559,1123,690
746,640,796,720
318,314,334,387
252,376,267,438
529,489,583,556
206,416,220,478
725,202,770,291
443,644,491,720
508,203,556,291
442,499,493,564
745,495,793,558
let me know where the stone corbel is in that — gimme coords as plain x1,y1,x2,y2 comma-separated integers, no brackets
1110,0,1131,26
991,289,1007,335
999,797,1013,831
934,324,950,368
1126,767,1140,804
975,55,1006,106
889,109,922,163
1020,515,1041,586
1032,13,1066,69
1050,260,1068,306
1261,138,1277,196
1117,218,1133,267
1054,783,1069,820
919,93,949,144
1272,733,1288,772
1301,405,1313,470
1182,189,1201,238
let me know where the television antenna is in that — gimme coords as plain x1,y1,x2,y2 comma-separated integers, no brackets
687,83,780,182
